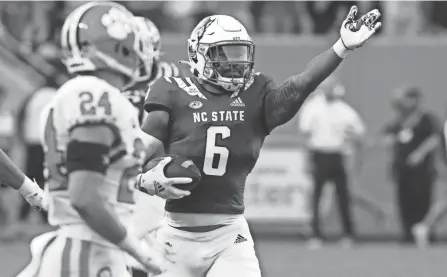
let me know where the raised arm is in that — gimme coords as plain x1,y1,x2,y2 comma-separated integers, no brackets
264,49,342,131
264,6,381,132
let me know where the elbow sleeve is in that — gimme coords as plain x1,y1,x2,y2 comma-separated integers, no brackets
66,140,110,174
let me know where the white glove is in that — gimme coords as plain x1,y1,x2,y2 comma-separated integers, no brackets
23,191,47,211
136,157,192,200
19,178,48,211
333,6,382,58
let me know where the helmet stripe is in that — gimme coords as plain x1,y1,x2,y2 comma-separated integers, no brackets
68,2,96,56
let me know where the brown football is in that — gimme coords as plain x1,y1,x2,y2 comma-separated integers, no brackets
145,155,201,191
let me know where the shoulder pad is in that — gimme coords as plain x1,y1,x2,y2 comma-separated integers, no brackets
166,77,207,100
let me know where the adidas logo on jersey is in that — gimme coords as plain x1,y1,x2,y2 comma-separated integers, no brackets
230,97,245,107
234,234,248,244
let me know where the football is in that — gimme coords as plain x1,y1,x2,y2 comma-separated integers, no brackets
144,155,201,191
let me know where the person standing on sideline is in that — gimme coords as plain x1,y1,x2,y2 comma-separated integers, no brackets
412,118,447,247
383,86,441,244
299,77,365,249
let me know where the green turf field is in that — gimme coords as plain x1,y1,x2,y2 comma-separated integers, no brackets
3,236,447,277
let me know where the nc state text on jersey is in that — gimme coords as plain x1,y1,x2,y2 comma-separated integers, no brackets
193,111,245,123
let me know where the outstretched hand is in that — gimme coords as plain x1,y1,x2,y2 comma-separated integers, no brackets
340,6,382,50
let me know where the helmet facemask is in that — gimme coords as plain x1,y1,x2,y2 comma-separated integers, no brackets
200,41,254,92
132,30,156,82
131,17,161,83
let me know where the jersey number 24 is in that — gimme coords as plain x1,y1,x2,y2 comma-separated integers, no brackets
43,107,135,204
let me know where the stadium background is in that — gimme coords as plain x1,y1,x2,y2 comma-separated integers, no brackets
1,1,447,277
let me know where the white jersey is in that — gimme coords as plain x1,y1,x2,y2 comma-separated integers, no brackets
41,76,145,246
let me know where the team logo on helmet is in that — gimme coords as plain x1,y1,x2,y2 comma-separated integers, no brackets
101,7,133,40
196,17,216,41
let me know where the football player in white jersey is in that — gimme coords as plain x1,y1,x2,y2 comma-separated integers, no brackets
19,2,192,277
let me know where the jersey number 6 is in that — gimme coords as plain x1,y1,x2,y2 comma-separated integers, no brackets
203,126,230,176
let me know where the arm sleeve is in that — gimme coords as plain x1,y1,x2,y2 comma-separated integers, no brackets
262,46,343,133
262,74,313,134
144,77,173,114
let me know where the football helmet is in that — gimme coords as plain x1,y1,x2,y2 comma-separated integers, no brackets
133,16,161,81
184,15,255,92
60,2,150,83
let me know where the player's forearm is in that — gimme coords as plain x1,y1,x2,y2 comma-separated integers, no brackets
0,149,26,189
265,47,343,130
143,145,165,171
411,135,439,159
139,131,164,169
69,172,127,244
0,149,42,197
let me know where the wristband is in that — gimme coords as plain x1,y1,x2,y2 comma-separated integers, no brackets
18,177,41,196
333,38,350,59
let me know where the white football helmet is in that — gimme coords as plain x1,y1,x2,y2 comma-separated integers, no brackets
60,2,151,83
185,15,255,92
133,16,161,81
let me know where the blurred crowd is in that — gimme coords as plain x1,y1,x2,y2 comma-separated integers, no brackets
0,1,444,103
3,1,447,42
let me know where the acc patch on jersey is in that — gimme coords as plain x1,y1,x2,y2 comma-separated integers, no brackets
97,266,112,277
189,101,203,109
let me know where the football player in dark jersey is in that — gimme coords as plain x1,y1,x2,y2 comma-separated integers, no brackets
138,7,381,277
0,148,46,210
